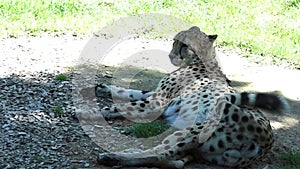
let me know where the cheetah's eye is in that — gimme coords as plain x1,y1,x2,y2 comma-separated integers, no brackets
179,43,188,59
181,43,188,48
179,44,188,55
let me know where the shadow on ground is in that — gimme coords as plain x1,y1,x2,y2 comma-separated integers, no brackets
1,64,299,169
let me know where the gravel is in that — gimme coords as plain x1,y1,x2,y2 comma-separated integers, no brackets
0,35,102,169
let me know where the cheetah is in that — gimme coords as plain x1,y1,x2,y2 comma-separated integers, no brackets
96,26,288,168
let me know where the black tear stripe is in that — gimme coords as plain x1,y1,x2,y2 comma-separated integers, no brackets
142,90,150,94
177,142,185,147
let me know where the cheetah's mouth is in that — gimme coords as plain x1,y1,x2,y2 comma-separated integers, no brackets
169,53,182,67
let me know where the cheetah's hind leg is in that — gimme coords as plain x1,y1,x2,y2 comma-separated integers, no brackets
97,152,189,169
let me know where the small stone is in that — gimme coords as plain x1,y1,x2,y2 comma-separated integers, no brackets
17,132,27,136
2,123,10,128
62,127,68,132
28,118,35,123
49,112,55,118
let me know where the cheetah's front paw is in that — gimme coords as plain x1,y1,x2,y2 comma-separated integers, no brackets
97,153,123,166
95,83,111,97
100,106,122,119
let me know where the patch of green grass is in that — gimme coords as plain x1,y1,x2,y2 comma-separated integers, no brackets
279,151,300,168
33,154,42,162
54,106,63,115
272,151,300,169
1,0,299,66
124,120,169,138
55,74,68,81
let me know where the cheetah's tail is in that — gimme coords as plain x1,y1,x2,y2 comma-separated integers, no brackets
229,92,289,113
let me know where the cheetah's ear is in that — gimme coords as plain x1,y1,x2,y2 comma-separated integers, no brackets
189,26,200,32
208,34,218,42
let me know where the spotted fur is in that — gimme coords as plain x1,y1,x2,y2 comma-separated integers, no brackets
96,26,288,168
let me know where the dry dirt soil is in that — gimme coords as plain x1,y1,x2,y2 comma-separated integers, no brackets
0,35,299,169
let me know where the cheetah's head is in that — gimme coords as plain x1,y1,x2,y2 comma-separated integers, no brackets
169,26,217,67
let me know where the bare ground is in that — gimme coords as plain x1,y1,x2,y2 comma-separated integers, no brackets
0,35,299,169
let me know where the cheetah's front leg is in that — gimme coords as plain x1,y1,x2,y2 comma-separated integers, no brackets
95,83,153,101
98,85,171,122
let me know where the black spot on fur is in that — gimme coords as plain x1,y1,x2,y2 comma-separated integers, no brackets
140,103,145,108
236,134,243,140
195,75,201,79
218,140,224,148
141,90,149,94
113,107,118,112
217,127,224,132
191,130,200,135
242,116,249,123
177,142,185,147
192,68,198,71
223,103,231,115
224,116,229,122
203,100,209,104
256,127,262,133
230,95,236,104
209,145,215,152
248,143,255,151
247,125,254,132
231,113,239,122
226,136,232,143
257,118,265,126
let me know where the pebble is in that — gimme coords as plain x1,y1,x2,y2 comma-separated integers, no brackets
17,132,27,136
